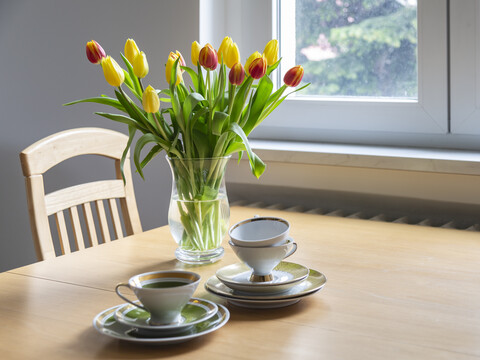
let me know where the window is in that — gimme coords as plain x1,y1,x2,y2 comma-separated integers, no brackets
258,0,448,146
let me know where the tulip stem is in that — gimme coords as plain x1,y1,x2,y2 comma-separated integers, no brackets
138,79,145,94
227,83,236,115
206,70,213,135
153,113,169,141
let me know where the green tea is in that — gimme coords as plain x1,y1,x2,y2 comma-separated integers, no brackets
142,281,187,289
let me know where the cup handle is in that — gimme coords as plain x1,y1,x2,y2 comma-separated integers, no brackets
115,283,148,312
285,242,297,259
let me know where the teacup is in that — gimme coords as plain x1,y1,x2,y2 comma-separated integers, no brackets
115,270,200,325
229,238,297,282
229,216,290,247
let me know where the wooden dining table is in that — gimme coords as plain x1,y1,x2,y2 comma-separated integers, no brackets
1,205,480,359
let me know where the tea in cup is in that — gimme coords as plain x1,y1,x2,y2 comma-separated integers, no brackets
229,216,290,247
115,270,200,325
229,238,297,281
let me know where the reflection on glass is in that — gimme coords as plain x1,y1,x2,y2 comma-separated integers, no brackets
295,0,417,98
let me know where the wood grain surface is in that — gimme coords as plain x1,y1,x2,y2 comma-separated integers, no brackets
1,206,480,359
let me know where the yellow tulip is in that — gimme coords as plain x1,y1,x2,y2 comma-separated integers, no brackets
244,51,262,76
191,41,201,65
133,51,149,78
225,42,240,68
165,52,183,86
263,39,279,66
101,56,125,87
124,38,140,64
218,36,233,63
142,85,160,113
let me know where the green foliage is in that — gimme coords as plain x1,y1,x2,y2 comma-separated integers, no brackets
296,0,417,97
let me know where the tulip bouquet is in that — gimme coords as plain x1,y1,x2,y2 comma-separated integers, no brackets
66,37,308,263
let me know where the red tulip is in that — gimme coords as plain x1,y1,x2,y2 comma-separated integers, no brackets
248,56,267,79
229,63,245,85
283,65,304,87
86,40,106,64
199,43,218,70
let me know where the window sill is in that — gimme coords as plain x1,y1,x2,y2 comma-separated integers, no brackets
247,140,480,176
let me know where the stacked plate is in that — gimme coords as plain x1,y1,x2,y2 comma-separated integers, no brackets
205,261,327,309
92,298,229,344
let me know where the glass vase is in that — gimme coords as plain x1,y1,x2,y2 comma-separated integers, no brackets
167,156,231,264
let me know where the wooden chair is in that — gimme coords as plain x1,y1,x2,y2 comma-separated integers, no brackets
20,127,143,261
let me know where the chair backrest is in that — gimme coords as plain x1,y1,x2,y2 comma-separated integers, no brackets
20,127,142,261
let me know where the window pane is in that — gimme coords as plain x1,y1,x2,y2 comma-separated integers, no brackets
293,0,417,98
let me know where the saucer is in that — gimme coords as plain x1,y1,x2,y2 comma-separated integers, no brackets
93,304,229,344
205,269,326,308
216,262,309,294
114,298,218,335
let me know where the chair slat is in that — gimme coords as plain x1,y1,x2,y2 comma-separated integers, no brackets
82,203,98,247
95,200,111,243
108,199,123,239
45,180,125,216
55,211,71,255
69,206,84,251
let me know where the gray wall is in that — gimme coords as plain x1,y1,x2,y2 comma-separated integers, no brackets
0,0,200,271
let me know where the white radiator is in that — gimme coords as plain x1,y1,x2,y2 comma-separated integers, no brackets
231,200,480,232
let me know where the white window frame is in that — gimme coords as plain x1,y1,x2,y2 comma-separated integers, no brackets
450,0,480,135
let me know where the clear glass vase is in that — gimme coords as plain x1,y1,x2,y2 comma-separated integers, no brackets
167,156,231,264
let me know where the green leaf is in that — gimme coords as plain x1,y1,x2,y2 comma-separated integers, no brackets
120,53,142,99
197,62,206,97
228,122,266,178
181,66,199,91
94,112,143,130
213,64,226,109
114,90,153,133
133,133,171,179
212,111,229,136
119,125,137,184
183,92,207,125
189,107,209,132
225,141,246,156
258,83,311,124
122,69,134,91
140,144,162,168
212,132,228,158
230,77,254,124
242,76,273,135
192,129,210,158
266,57,282,76
63,97,125,112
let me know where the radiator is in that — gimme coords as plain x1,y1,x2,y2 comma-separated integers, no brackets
231,200,480,232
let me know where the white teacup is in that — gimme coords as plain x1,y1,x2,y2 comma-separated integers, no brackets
229,238,297,281
115,270,200,325
229,216,290,247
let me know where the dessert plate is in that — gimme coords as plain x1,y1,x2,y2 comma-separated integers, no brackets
205,269,326,308
93,304,229,344
114,298,218,335
215,262,309,294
